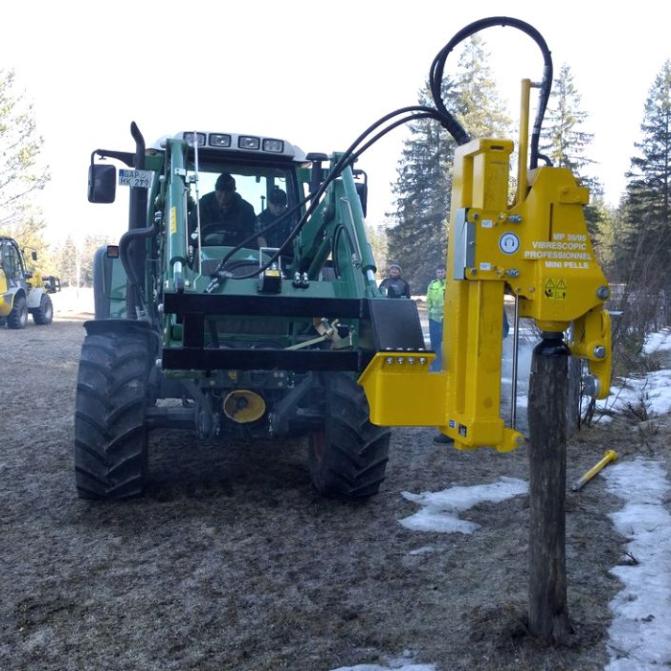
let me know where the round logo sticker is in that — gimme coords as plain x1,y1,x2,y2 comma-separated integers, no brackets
499,233,520,255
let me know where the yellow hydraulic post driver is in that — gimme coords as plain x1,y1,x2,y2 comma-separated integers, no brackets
359,17,611,452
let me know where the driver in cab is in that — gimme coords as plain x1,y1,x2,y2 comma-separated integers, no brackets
194,172,259,247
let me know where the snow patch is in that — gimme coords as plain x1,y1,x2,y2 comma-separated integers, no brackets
399,477,527,534
597,370,671,418
643,328,671,355
408,546,435,556
331,651,436,671
604,458,671,670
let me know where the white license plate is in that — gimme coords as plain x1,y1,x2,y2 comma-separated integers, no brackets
118,169,153,189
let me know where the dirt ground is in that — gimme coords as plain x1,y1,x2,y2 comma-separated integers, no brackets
1,310,668,671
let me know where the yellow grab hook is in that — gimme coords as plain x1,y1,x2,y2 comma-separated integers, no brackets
571,449,618,492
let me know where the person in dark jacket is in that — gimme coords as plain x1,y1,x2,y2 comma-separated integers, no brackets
257,186,291,249
196,172,258,247
379,263,411,298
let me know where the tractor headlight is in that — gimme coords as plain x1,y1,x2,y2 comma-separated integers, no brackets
238,135,261,150
209,133,232,148
183,132,206,147
262,138,284,153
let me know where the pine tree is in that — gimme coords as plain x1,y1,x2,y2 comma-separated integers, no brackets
57,236,79,288
0,70,50,232
386,84,454,293
79,234,108,286
539,63,605,237
0,68,52,274
626,61,671,235
611,61,671,332
454,36,511,140
386,36,510,292
615,62,671,274
540,64,594,174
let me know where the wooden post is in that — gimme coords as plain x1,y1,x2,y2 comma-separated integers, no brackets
527,331,571,644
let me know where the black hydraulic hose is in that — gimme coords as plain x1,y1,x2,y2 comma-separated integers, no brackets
331,223,358,279
207,17,553,287
221,108,443,284
118,223,156,312
347,112,436,165
429,16,553,167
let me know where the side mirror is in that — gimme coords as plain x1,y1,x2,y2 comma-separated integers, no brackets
88,164,116,203
353,169,368,217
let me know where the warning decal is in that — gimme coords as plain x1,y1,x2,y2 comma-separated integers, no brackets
544,278,567,300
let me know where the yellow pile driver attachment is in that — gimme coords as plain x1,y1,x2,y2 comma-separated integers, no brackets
359,79,611,452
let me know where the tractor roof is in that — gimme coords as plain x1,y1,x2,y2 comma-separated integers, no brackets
152,131,307,163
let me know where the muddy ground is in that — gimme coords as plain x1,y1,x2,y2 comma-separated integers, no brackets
1,307,668,671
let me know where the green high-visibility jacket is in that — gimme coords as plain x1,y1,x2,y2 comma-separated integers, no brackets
426,279,445,322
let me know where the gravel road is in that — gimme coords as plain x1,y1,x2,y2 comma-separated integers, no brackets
0,308,652,671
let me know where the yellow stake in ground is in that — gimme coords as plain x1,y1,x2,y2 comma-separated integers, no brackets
571,450,618,492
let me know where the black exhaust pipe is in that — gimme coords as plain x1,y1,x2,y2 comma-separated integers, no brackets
121,121,154,318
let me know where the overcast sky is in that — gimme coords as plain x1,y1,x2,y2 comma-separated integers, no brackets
2,1,670,245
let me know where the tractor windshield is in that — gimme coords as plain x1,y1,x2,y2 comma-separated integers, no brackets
187,163,298,251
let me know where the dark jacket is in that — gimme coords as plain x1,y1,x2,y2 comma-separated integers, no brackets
379,276,411,298
258,208,292,249
196,191,258,246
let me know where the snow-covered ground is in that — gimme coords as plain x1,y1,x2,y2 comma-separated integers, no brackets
642,330,671,356
399,477,527,535
597,328,671,421
604,459,671,670
332,653,437,671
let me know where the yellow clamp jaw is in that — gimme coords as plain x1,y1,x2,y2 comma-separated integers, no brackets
359,137,612,450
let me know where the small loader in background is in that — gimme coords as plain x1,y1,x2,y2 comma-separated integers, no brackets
0,236,60,329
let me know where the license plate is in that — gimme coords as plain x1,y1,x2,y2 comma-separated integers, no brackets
118,169,153,189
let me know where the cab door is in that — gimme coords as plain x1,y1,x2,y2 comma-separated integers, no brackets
1,240,28,289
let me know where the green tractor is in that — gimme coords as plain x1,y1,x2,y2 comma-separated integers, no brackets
78,124,425,500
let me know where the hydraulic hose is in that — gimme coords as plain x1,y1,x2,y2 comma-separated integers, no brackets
216,107,442,285
429,16,553,166
208,17,553,286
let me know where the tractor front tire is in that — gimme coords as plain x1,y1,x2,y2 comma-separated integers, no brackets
74,331,152,500
7,294,28,329
31,293,53,325
308,373,391,499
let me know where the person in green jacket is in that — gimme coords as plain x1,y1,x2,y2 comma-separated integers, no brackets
426,264,446,372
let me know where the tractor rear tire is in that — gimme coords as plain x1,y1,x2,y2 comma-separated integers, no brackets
308,372,391,499
7,294,28,329
31,293,53,325
74,331,152,500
